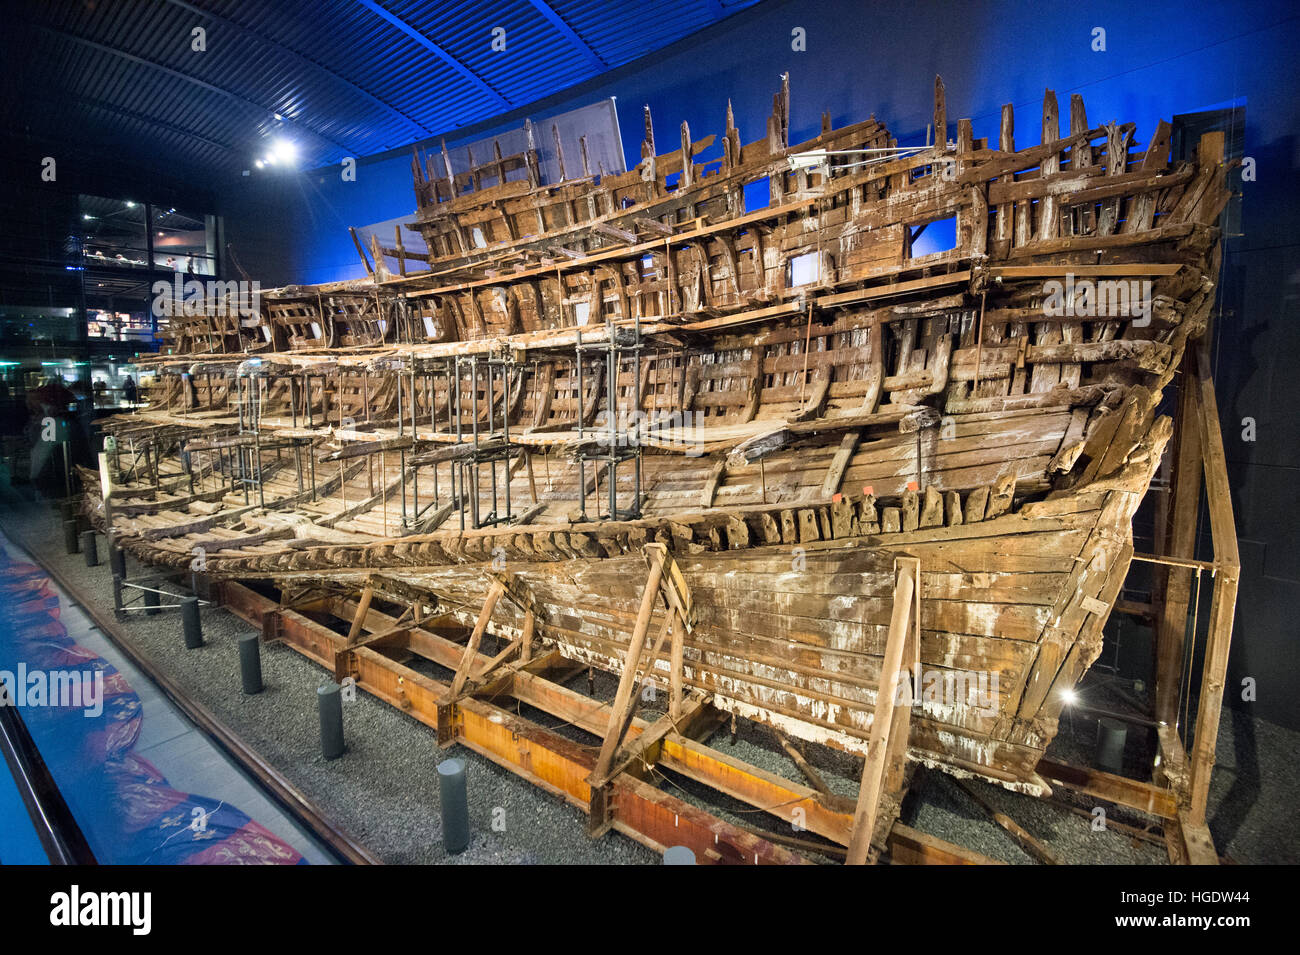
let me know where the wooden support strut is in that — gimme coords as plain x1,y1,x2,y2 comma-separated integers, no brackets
589,554,665,789
448,578,505,699
588,544,694,800
846,557,920,864
1185,343,1240,823
345,582,376,646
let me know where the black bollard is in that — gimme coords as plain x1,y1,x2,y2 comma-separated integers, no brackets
144,588,160,616
110,546,127,579
63,519,80,555
317,683,345,759
81,530,98,567
437,758,470,854
238,634,263,695
181,596,203,649
1097,718,1128,774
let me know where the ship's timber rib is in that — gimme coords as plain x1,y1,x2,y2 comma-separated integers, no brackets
100,73,1235,805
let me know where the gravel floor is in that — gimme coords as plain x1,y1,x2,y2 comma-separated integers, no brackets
4,486,1295,865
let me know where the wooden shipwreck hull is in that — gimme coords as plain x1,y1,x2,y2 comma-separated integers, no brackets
85,76,1233,800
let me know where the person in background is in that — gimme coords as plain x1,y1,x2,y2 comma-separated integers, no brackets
24,375,77,496
68,379,94,466
122,374,138,405
0,379,15,439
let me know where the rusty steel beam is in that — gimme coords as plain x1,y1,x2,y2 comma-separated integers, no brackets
1036,758,1178,820
220,582,990,865
888,823,1003,865
658,735,854,846
220,582,812,864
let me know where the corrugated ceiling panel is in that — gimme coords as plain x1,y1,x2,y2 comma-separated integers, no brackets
7,0,763,178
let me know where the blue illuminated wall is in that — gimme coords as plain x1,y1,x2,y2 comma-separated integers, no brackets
217,0,1300,728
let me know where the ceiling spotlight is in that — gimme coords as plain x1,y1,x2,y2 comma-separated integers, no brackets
1060,688,1079,706
271,138,297,165
82,214,93,220
125,201,136,208
255,159,264,168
